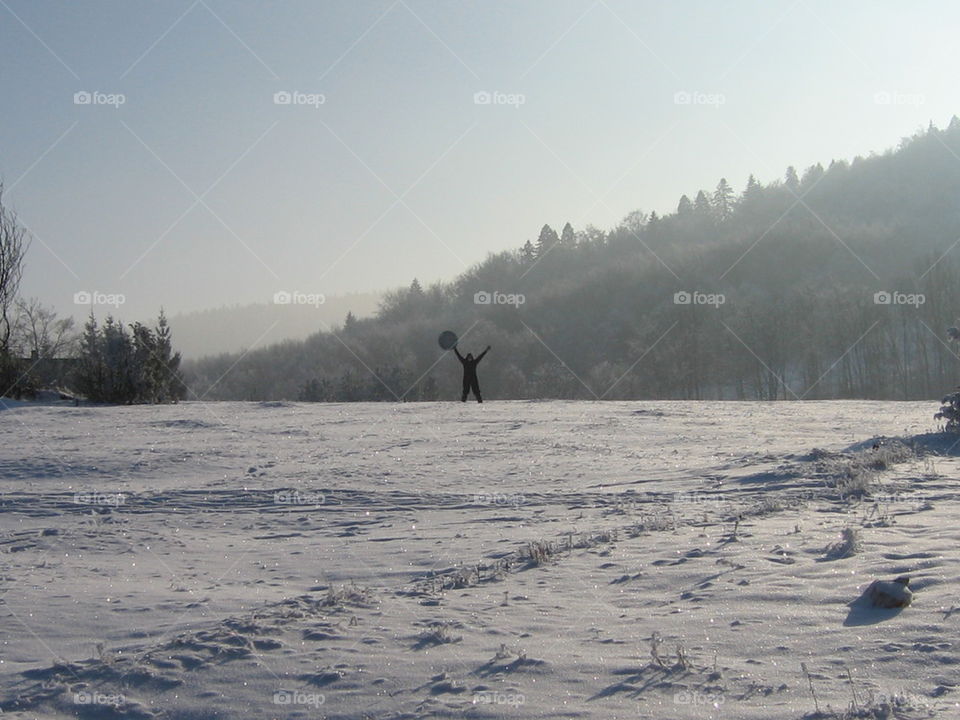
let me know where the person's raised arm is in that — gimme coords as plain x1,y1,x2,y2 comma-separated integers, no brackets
476,345,491,362
453,346,465,362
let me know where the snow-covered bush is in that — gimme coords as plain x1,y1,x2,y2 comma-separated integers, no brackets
935,391,960,433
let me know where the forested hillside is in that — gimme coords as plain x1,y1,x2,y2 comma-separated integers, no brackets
184,119,960,402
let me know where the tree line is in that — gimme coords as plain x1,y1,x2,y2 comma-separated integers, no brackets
7,121,960,404
74,312,186,404
0,180,186,403
184,119,960,402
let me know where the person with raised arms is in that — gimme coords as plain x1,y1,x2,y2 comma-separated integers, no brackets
453,344,490,403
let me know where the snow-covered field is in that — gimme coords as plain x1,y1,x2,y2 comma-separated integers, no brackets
0,399,956,719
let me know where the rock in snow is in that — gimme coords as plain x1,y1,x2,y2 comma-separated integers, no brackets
865,576,913,609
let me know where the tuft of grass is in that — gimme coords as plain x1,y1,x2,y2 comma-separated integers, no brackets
649,632,666,668
815,440,915,500
322,583,374,609
801,662,821,715
824,527,861,560
627,511,676,536
862,501,893,527
648,632,694,672
520,540,559,566
415,621,462,648
836,466,872,497
745,497,786,517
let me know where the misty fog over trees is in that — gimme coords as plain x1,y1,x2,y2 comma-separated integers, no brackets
184,120,960,402
167,292,382,358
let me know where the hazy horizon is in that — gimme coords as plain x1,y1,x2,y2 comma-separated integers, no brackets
167,290,382,358
2,0,957,326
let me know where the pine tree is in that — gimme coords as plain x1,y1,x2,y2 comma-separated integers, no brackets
713,178,734,222
741,174,763,207
101,317,133,403
153,310,185,402
73,309,183,404
75,313,104,401
535,224,559,257
130,321,156,402
521,240,536,264
738,174,764,224
677,195,693,216
343,311,357,333
784,166,800,192
693,190,712,217
560,222,576,247
800,163,824,189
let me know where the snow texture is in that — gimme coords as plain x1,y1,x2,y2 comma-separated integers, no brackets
0,399,955,718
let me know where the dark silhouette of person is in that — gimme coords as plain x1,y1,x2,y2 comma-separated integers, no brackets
454,345,490,402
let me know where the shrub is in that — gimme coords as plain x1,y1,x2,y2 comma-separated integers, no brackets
935,391,960,432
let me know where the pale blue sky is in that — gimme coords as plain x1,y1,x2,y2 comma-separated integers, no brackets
1,0,956,323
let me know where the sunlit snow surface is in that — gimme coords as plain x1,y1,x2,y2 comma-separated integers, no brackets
0,400,956,718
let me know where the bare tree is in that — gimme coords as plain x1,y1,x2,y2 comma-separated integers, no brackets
0,183,30,353
13,297,76,359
